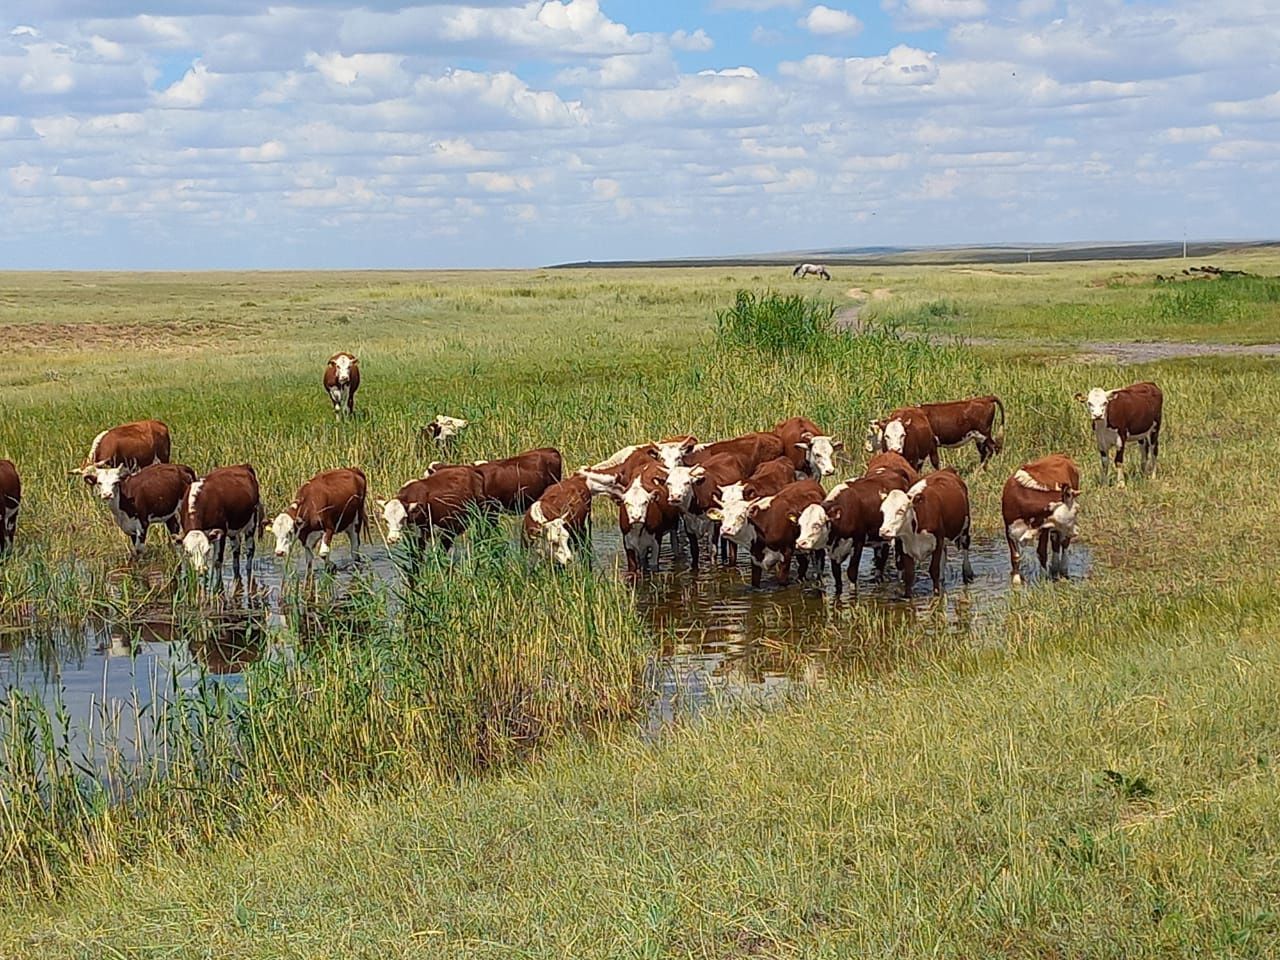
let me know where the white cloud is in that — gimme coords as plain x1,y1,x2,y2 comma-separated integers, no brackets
154,60,212,107
885,0,989,28
801,6,863,36
592,176,620,198
1157,125,1223,144
670,29,713,52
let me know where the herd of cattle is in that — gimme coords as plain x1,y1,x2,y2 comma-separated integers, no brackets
0,347,1167,598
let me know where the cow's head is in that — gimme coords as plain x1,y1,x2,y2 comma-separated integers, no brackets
269,506,300,558
878,487,917,540
795,503,834,551
1074,388,1111,422
622,476,657,525
422,461,447,478
426,415,469,444
881,419,908,454
532,516,574,566
797,435,842,478
864,419,886,453
182,529,222,573
579,468,625,500
719,495,762,546
664,464,705,509
331,354,357,383
717,481,746,511
651,436,697,471
379,498,409,544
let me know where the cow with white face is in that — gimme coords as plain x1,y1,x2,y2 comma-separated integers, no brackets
651,435,698,471
423,415,470,448
269,467,368,576
617,460,680,576
324,353,360,418
794,434,842,478
878,469,973,596
522,475,592,566
1075,381,1163,488
180,464,262,584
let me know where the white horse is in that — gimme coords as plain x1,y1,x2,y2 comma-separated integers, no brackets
792,263,831,280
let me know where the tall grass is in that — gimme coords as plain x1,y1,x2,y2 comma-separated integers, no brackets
716,290,836,352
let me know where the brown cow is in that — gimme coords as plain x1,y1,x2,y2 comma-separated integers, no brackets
864,451,919,488
878,468,973,596
523,475,593,565
324,353,360,418
429,447,562,513
180,464,263,580
269,467,369,574
772,416,842,478
77,419,171,494
663,452,751,570
864,407,939,472
1076,381,1163,488
618,459,681,576
102,462,197,555
916,396,1005,467
1002,454,1081,585
0,460,19,554
381,467,485,553
744,479,826,588
715,457,798,563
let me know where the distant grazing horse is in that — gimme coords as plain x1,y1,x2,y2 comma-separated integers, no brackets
792,263,831,280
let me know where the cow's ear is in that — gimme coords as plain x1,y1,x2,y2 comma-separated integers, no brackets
879,490,888,502
794,440,810,451
683,436,698,451
800,431,814,442
692,474,707,485
646,448,660,460
788,513,798,524
1073,392,1086,403
833,440,844,451
826,505,842,522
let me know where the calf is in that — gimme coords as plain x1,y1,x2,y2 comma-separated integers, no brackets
523,475,593,566
0,460,19,554
865,407,939,472
1075,381,1163,488
324,353,360,418
917,396,1005,467
715,457,798,563
795,466,916,594
95,462,196,555
180,464,263,580
664,452,750,570
744,479,826,588
421,414,469,448
77,419,171,493
270,467,369,574
773,416,842,478
1002,454,1081,585
878,468,973,596
617,459,681,576
381,467,485,553
430,447,562,513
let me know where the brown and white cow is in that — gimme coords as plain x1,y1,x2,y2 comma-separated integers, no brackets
663,452,752,570
381,466,485,553
1075,381,1163,488
99,462,197,555
617,459,681,576
878,468,973,596
421,415,469,448
180,464,263,580
523,475,593,566
0,460,19,554
914,396,1005,467
864,407,939,472
1002,454,1081,586
77,419,171,494
428,447,562,513
269,467,369,574
773,416,843,478
324,353,360,418
744,479,826,588
863,451,920,488
795,464,917,594
715,457,798,563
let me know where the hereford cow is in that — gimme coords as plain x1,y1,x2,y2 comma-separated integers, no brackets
0,460,19,554
269,467,368,574
428,447,562,513
915,396,1005,467
421,415,469,448
795,462,917,594
715,457,798,564
77,419,171,493
95,462,196,555
1002,455,1081,585
380,466,485,553
744,479,826,588
773,416,842,478
863,451,919,488
324,353,360,418
664,452,751,569
617,459,681,576
522,475,593,566
1075,381,1163,488
879,468,974,596
865,407,939,472
180,464,263,580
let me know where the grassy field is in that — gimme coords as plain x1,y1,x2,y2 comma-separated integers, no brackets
1,252,1279,956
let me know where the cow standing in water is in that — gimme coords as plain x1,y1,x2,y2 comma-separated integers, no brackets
1002,455,1081,585
270,467,369,576
879,468,974,597
381,466,486,554
523,475,593,566
180,464,263,584
1075,381,1163,488
91,462,197,556
0,460,19,554
324,353,360,418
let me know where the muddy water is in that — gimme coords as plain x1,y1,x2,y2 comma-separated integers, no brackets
0,525,1089,761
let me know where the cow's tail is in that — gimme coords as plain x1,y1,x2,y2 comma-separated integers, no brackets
990,396,1006,454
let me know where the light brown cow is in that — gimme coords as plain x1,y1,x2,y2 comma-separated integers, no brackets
381,467,486,553
269,467,369,574
523,475,593,565
916,396,1005,467
745,478,826,588
1002,454,1081,585
864,407,939,472
77,419,171,495
324,353,360,418
429,447,562,513
878,468,973,596
0,460,19,554
1075,381,1163,488
103,462,197,555
180,464,263,580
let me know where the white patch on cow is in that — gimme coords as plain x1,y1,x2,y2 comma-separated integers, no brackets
825,481,851,501
1007,519,1038,544
422,461,447,478
665,464,702,510
883,419,907,454
897,527,936,563
382,499,408,544
653,440,691,471
182,530,213,572
879,489,912,541
719,482,746,506
1047,498,1078,538
530,501,549,526
1013,469,1052,491
540,516,573,565
795,503,830,551
333,354,354,384
589,444,642,472
719,497,757,546
92,465,126,500
622,477,655,525
581,469,623,499
1083,387,1111,421
270,512,298,558
806,436,839,478
431,415,469,443
758,548,784,571
311,531,330,557
87,429,109,464
938,430,984,450
186,480,205,521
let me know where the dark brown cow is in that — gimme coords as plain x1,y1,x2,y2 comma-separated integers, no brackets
917,396,1005,467
523,475,593,565
324,353,360,418
382,467,485,553
618,459,681,576
104,462,197,555
772,416,842,478
1002,454,1081,585
744,479,826,588
430,447,563,513
795,467,916,594
0,460,19,554
878,468,973,596
77,419,171,494
865,407,939,472
715,457,798,563
1076,381,1163,488
269,467,369,574
180,464,262,580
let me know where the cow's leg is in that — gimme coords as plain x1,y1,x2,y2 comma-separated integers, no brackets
930,449,941,470
797,551,810,582
1036,529,1050,572
1149,420,1161,477
960,521,974,584
1055,535,1072,579
687,526,700,571
230,534,243,583
929,543,945,595
830,552,844,595
778,547,793,585
346,389,355,417
1098,446,1109,485
750,543,764,588
350,522,362,559
900,553,916,598
320,526,336,567
1007,534,1022,586
1114,434,1127,489
977,436,991,469
302,544,315,580
872,542,890,582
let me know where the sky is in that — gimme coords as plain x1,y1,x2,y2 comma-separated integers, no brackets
0,0,1276,268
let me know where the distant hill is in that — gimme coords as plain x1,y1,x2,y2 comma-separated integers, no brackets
550,240,1278,269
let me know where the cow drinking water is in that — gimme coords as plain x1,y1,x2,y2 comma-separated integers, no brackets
1002,454,1080,585
0,460,19,555
92,462,197,556
270,467,369,575
180,464,263,582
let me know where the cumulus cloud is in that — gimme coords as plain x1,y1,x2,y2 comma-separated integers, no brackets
800,6,863,36
669,29,713,52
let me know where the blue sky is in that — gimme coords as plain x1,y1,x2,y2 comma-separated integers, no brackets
0,0,1275,268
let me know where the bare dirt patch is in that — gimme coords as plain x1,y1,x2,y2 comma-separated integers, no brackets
960,336,1280,363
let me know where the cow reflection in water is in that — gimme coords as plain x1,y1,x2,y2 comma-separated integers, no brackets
189,614,266,675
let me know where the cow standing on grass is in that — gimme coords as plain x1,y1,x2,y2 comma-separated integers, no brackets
91,462,197,556
914,396,1005,468
180,464,263,583
324,353,360,418
879,468,974,597
1002,455,1081,585
76,419,171,494
1075,381,1163,488
865,407,940,472
269,468,369,576
0,460,19,554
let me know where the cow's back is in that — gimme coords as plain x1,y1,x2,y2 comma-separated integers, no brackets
752,479,825,546
399,468,485,532
300,467,367,525
742,457,797,500
914,470,969,538
126,463,196,519
185,464,260,533
1110,382,1163,433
